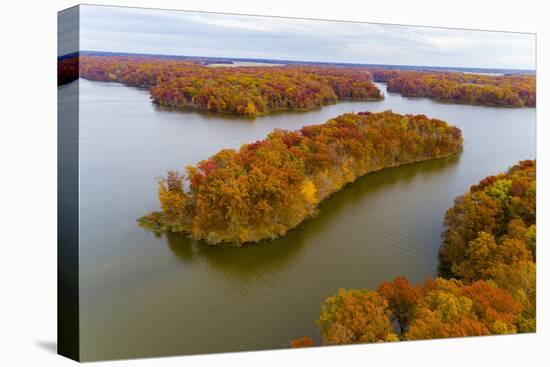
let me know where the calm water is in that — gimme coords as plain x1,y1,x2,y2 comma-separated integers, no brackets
61,78,535,361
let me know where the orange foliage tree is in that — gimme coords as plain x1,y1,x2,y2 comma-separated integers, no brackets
377,277,422,335
290,337,315,348
317,288,399,344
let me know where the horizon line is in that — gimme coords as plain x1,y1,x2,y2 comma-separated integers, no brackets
58,50,537,73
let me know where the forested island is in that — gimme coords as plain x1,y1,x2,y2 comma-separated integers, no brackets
139,110,463,244
71,56,383,116
369,69,536,107
291,160,536,347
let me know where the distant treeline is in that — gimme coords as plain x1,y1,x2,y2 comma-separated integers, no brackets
68,51,536,75
138,110,463,244
369,69,536,107
291,160,536,348
58,55,536,109
61,55,383,116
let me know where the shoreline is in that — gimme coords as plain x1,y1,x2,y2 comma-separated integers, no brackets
138,150,461,247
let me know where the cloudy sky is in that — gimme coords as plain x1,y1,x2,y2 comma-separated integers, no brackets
76,5,535,70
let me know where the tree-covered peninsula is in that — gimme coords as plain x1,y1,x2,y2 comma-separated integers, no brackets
139,110,463,244
291,160,536,347
369,69,536,107
75,55,383,116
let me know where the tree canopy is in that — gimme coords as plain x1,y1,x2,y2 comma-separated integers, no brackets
310,161,535,345
369,69,535,107
60,56,536,109
139,110,463,244
317,276,523,344
74,55,383,116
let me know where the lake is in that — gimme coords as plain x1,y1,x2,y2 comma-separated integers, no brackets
59,78,535,360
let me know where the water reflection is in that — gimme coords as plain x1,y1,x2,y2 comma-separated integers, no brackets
153,100,368,122
162,154,461,278
164,218,311,279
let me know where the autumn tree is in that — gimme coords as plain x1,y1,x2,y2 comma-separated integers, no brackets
290,337,315,348
317,288,398,344
377,277,422,335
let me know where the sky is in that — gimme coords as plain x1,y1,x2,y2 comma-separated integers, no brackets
73,4,535,70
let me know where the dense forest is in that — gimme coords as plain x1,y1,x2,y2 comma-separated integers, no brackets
439,159,536,331
291,160,536,347
139,110,463,244
67,55,383,116
369,69,536,107
59,55,536,110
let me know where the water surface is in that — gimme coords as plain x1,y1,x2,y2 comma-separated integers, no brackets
64,78,535,360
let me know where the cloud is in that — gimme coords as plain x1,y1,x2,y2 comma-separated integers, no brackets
424,35,473,49
78,5,535,70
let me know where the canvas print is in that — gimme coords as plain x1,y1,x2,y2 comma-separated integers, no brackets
57,5,536,362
